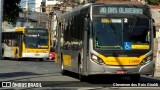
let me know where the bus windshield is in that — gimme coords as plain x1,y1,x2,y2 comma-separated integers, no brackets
93,17,150,50
25,30,48,48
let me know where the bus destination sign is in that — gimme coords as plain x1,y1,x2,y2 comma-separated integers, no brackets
96,7,143,15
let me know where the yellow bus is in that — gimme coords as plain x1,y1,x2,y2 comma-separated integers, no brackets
55,2,156,81
2,27,50,61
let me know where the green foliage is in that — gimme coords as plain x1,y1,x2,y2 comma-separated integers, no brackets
145,0,160,5
3,0,22,24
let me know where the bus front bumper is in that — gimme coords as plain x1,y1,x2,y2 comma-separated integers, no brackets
22,53,49,58
87,59,154,75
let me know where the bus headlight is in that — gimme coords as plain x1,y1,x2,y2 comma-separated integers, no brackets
45,51,49,53
92,55,98,60
141,56,152,65
91,54,105,65
26,50,28,52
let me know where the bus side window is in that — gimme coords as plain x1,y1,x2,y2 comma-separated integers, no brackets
152,19,156,38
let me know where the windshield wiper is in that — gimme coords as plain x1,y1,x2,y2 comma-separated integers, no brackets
128,16,138,40
94,32,101,48
25,35,39,48
107,17,117,34
130,16,139,33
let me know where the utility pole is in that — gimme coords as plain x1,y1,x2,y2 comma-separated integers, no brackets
0,0,3,60
27,0,29,27
39,6,41,27
26,0,35,27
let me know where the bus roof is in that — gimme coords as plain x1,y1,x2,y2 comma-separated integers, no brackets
58,3,92,19
96,0,145,4
2,27,25,33
3,27,48,33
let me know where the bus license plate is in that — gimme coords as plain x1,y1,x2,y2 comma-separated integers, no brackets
116,70,128,74
35,54,40,56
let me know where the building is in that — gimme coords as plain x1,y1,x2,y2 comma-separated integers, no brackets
17,12,48,28
150,5,160,38
20,0,62,12
20,0,37,12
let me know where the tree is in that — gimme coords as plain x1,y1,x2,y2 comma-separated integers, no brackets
3,0,22,24
145,0,160,5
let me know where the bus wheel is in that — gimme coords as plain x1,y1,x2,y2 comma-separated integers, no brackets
78,61,86,82
60,60,66,75
2,49,5,60
39,58,43,61
130,74,140,82
15,52,19,60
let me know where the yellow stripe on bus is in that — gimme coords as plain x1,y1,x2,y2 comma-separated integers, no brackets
25,49,49,52
15,27,25,33
14,47,18,58
39,46,48,48
99,54,146,66
132,45,149,49
55,54,58,63
63,55,71,66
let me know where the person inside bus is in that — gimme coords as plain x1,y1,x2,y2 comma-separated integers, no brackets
130,27,149,43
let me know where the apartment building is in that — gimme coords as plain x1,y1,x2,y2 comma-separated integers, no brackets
20,0,62,12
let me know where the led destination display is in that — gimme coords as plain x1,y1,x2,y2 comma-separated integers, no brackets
93,6,149,15
99,7,143,14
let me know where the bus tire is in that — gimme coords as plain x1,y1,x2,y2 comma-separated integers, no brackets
15,51,19,60
130,74,140,82
39,58,43,61
60,54,66,75
78,59,86,82
2,49,5,60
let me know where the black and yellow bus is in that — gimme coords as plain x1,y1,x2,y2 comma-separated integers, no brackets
55,2,156,81
2,27,50,61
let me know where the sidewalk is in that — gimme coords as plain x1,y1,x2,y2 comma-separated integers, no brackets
153,38,160,77
154,51,160,77
154,66,160,77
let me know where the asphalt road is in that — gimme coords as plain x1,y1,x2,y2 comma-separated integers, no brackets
0,59,160,90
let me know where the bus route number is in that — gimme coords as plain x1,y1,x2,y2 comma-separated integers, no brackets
129,60,140,64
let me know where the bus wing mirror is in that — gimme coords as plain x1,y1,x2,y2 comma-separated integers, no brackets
84,18,89,31
153,25,156,38
84,13,90,31
152,19,156,38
